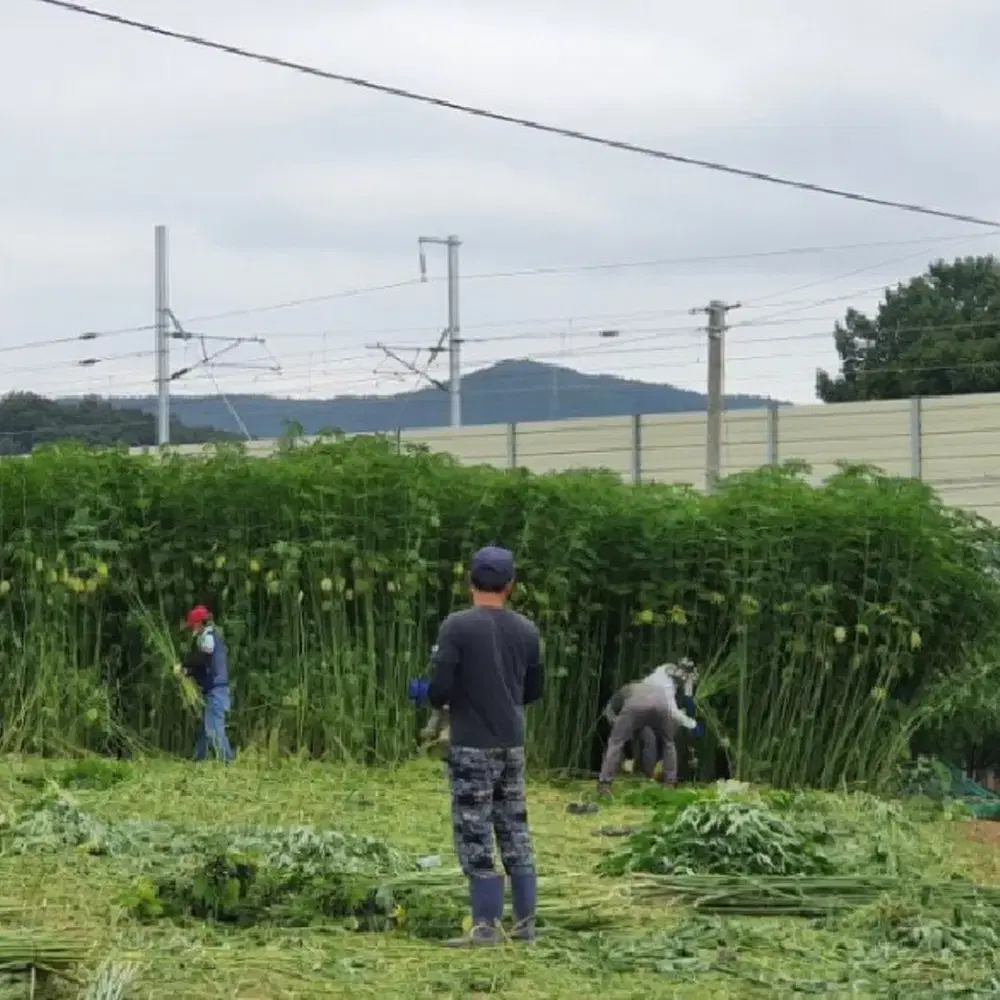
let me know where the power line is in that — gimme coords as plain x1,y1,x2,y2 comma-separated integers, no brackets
1,350,155,380
0,280,958,368
739,228,1000,315
32,315,1000,399
457,236,996,281
9,231,988,357
10,351,1000,443
32,0,1000,229
151,271,988,344
113,268,1000,353
180,279,426,325
0,329,143,356
41,234,977,348
12,314,1000,400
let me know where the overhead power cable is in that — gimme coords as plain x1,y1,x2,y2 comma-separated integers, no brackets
32,0,1000,229
14,232,991,351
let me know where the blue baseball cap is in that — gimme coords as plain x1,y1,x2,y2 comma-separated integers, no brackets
469,546,516,589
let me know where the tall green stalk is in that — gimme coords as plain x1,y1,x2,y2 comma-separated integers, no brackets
0,443,996,785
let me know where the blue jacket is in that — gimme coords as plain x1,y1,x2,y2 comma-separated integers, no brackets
183,625,229,693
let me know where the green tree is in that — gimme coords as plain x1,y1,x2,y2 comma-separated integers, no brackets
0,392,236,456
817,255,1000,402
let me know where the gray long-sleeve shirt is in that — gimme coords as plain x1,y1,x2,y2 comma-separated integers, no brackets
603,665,698,731
427,606,543,749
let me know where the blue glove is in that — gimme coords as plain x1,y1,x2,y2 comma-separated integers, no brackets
408,678,430,705
682,695,697,716
692,721,706,739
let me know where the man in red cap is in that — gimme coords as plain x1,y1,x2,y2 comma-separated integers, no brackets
176,605,234,763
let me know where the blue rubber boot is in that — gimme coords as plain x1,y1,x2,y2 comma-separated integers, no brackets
509,871,537,942
445,873,504,947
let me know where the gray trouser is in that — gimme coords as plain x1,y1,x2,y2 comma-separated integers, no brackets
600,689,678,785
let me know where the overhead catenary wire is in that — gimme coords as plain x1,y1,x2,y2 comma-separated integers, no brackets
739,229,1000,312
9,313,1000,389
16,315,1000,410
9,351,1000,446
231,323,1000,390
0,284,957,370
30,0,1000,229
163,278,955,343
8,231,986,355
8,264,978,395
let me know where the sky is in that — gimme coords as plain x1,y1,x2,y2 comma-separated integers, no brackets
2,0,1000,411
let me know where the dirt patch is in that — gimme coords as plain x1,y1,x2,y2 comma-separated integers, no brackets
962,820,1000,847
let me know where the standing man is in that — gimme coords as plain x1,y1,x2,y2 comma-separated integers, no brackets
175,605,234,764
413,546,543,947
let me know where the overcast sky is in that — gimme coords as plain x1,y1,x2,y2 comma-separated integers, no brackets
2,0,999,410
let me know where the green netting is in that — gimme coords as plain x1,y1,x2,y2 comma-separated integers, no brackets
945,764,999,800
968,802,1000,820
942,764,1000,819
900,760,1000,820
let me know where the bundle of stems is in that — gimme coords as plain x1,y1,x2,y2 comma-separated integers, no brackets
626,874,1000,917
385,870,628,929
82,961,139,1000
127,591,203,717
0,930,87,977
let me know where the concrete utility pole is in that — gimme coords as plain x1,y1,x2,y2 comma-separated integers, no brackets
418,234,462,427
692,299,740,492
151,224,281,445
154,224,170,446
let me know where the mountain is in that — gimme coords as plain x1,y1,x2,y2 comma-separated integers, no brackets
0,391,236,456
106,360,782,439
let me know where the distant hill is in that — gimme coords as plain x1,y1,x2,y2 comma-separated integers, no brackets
0,391,235,456
105,360,782,439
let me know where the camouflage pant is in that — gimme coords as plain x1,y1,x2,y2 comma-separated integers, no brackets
449,745,535,878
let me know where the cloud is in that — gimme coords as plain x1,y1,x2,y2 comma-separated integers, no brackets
2,0,999,408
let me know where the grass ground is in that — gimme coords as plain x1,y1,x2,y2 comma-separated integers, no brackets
2,754,1000,999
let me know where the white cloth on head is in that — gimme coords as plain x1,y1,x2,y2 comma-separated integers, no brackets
641,663,698,730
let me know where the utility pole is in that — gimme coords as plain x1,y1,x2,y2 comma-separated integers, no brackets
418,235,461,426
692,299,740,492
151,224,281,444
154,224,170,446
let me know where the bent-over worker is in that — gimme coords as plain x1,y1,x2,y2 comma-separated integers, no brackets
599,659,700,794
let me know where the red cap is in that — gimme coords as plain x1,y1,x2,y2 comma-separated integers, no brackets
186,605,211,628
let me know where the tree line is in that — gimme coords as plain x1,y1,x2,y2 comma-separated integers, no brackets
4,253,1000,456
816,255,1000,402
0,392,233,456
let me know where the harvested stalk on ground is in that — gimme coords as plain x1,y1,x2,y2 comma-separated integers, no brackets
625,873,1000,916
0,931,87,980
82,961,139,1000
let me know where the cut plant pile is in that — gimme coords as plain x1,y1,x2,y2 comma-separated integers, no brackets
3,789,409,874
567,907,1000,995
601,782,937,878
0,900,91,997
600,797,835,876
1,789,616,942
593,780,1000,929
628,874,1000,917
3,789,462,935
6,757,1000,998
